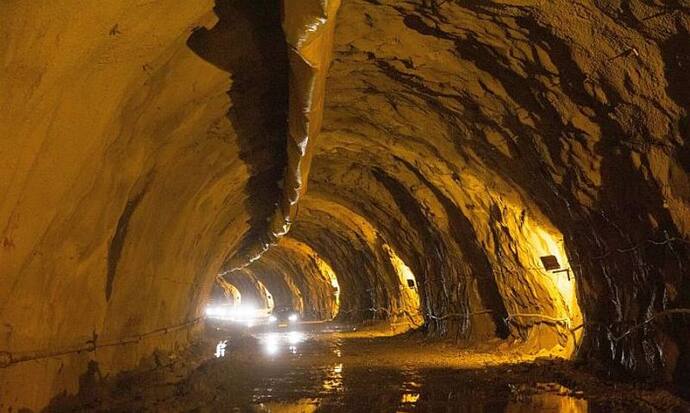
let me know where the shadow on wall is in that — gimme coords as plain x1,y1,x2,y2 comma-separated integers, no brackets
371,167,510,338
187,0,288,258
662,28,690,174
661,28,690,388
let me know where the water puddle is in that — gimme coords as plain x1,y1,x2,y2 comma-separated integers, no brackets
400,391,420,404
397,367,423,409
51,321,686,412
393,382,589,412
506,383,588,413
207,326,599,412
205,326,608,412
251,398,320,413
257,331,308,356
240,337,592,412
321,362,343,392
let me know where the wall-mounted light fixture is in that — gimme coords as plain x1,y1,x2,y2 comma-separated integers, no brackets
539,255,571,280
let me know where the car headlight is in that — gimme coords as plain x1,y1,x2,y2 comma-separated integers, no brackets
269,315,277,323
288,313,298,322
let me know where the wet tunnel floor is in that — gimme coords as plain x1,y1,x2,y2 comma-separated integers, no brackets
52,322,690,412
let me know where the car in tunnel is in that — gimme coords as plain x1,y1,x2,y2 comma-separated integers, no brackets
269,306,300,327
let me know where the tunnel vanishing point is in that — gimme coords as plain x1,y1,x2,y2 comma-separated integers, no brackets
1,0,690,411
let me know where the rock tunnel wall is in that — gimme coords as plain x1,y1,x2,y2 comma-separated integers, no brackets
0,0,291,410
249,238,340,320
1,0,690,411
225,0,690,389
309,0,689,383
222,272,273,310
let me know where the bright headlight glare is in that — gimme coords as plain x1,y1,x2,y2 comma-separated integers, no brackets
206,306,222,317
231,304,258,321
269,315,277,323
288,331,305,345
264,333,279,355
288,314,298,322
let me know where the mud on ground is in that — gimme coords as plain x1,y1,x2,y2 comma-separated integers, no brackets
48,323,690,412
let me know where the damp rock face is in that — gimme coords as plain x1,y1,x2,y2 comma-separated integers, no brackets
0,1,288,410
311,0,690,383
1,0,689,411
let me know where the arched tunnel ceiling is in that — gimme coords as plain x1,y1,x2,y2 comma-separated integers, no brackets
303,0,690,379
230,0,690,384
1,0,690,411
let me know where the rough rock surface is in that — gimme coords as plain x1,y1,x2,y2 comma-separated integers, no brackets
1,0,689,411
318,0,690,384
0,0,287,410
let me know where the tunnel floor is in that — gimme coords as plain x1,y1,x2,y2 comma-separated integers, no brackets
50,321,690,412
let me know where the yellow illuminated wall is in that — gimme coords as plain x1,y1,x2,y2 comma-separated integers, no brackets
522,218,581,326
383,244,423,326
438,171,583,356
256,279,275,312
315,255,341,319
216,277,242,308
278,237,341,320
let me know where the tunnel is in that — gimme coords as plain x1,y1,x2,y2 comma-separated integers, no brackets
1,0,689,411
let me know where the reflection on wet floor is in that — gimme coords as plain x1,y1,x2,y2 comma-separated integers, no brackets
252,398,319,413
215,325,595,412
398,367,422,410
53,322,684,412
322,362,343,392
507,383,588,413
507,393,588,413
257,331,308,356
400,391,420,404
248,386,588,413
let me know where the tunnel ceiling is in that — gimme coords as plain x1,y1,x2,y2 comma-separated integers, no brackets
237,0,690,382
1,0,690,411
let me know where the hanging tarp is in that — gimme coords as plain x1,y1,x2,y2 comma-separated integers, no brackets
226,0,341,270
